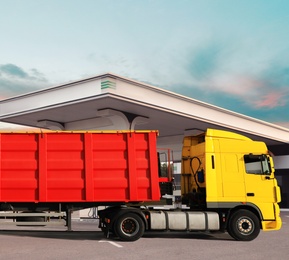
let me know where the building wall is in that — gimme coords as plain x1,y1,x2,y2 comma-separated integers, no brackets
269,144,289,208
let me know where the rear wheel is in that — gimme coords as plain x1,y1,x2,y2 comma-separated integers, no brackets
228,209,260,241
114,213,144,241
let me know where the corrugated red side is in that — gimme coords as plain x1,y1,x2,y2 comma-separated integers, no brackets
0,131,160,203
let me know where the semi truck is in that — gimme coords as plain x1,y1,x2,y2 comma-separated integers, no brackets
0,129,282,241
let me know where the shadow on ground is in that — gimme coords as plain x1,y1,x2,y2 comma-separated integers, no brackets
0,229,233,242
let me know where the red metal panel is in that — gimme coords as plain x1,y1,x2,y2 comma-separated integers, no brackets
38,133,47,201
0,133,38,201
134,132,152,201
127,133,138,201
92,132,129,201
45,133,85,202
84,133,94,201
148,132,161,199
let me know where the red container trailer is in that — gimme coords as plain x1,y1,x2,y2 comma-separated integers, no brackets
0,130,162,204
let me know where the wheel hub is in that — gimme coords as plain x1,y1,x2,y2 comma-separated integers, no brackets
238,218,253,234
121,217,139,236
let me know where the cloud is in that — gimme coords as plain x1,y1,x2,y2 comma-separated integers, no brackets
206,73,289,110
253,91,287,109
0,64,29,78
164,40,289,110
0,64,50,98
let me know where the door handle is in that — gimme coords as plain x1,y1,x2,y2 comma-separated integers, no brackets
247,193,255,197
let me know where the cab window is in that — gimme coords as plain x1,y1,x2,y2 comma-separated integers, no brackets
244,154,271,175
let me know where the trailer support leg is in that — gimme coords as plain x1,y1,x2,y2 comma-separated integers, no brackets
66,208,73,231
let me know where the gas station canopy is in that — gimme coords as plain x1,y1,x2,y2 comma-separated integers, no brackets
1,73,289,158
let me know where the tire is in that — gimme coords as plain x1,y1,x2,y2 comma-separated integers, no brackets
227,209,260,241
114,213,145,241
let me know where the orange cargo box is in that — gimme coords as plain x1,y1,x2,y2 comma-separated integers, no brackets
0,131,160,203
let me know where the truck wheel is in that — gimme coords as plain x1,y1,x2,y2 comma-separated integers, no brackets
228,209,260,241
114,213,144,241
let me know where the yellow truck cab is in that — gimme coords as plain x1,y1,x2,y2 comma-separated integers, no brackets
181,128,282,241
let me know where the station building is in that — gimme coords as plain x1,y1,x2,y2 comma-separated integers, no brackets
1,73,289,208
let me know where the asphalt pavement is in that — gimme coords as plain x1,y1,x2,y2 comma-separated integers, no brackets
0,212,288,260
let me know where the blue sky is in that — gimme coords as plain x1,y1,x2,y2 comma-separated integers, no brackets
1,0,289,128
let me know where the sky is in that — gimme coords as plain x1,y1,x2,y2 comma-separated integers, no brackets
1,0,289,128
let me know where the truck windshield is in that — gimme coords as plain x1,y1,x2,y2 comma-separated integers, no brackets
244,154,271,175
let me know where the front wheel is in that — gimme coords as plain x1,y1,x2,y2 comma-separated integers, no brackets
227,209,260,241
114,213,145,241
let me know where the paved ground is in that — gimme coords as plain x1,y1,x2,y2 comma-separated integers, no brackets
0,212,288,260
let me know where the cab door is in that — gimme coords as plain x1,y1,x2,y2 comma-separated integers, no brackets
243,154,280,220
